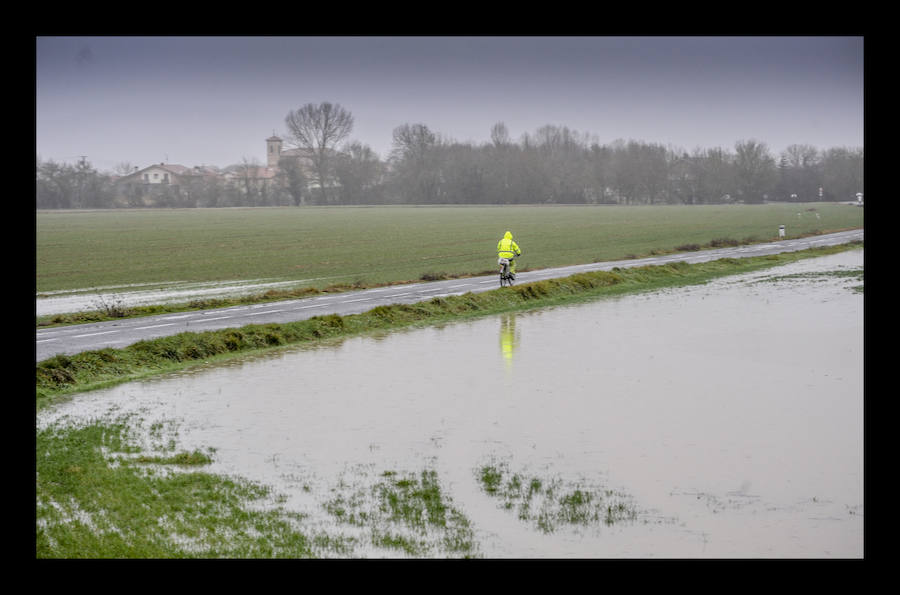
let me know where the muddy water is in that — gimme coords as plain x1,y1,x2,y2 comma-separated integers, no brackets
38,250,864,558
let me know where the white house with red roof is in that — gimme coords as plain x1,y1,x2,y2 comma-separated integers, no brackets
116,163,210,187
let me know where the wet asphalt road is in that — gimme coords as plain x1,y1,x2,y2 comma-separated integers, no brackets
35,229,863,362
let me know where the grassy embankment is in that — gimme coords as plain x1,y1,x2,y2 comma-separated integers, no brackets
36,203,863,326
36,240,862,411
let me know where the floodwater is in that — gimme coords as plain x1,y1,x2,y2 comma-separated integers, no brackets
37,249,864,558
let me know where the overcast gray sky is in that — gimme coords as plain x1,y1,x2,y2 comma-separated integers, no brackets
35,36,864,172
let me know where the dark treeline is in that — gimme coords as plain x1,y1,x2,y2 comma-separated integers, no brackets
36,121,864,209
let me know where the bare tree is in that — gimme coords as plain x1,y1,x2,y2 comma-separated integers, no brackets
334,141,383,204
485,122,515,203
821,147,864,201
239,157,264,206
113,162,139,176
734,139,776,204
390,123,437,165
389,123,441,203
777,144,821,201
490,122,510,147
782,144,820,169
284,102,354,203
276,156,309,206
36,157,74,209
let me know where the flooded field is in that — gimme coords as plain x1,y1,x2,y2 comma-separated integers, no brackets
37,249,864,558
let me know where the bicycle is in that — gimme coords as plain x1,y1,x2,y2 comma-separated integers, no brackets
498,257,516,287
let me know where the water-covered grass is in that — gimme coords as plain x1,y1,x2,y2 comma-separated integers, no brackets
324,467,479,557
39,416,653,557
753,267,864,293
36,418,316,558
477,459,642,533
36,416,479,558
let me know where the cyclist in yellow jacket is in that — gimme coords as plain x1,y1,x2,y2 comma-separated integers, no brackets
497,231,522,278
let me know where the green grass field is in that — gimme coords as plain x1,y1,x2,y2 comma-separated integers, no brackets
36,204,864,294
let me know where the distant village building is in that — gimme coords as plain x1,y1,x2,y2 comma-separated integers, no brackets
220,163,277,186
266,135,340,191
114,135,336,204
267,135,319,170
267,135,284,169
113,163,224,206
118,163,193,188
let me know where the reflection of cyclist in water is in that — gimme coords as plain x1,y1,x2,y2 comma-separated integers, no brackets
500,314,519,370
497,231,522,279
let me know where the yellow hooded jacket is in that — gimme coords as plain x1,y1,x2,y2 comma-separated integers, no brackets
497,231,521,259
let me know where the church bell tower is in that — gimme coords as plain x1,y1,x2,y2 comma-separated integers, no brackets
266,134,283,169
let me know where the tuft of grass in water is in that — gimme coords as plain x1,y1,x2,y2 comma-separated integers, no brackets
475,459,639,534
324,467,479,558
479,465,504,496
134,450,214,466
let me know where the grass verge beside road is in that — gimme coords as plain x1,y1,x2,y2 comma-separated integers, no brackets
36,241,862,411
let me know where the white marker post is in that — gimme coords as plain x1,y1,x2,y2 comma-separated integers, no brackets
779,225,785,238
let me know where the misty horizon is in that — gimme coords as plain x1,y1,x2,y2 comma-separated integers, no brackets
38,126,863,175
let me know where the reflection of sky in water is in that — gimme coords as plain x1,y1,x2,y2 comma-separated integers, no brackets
38,250,864,558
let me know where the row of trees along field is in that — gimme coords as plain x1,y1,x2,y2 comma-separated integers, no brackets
36,103,864,209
